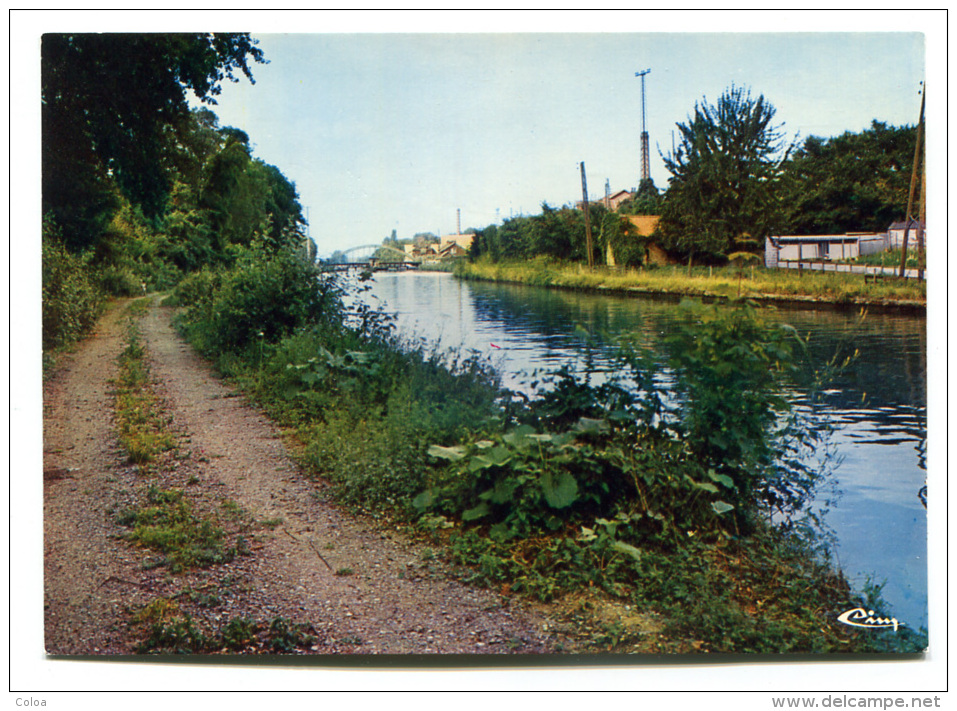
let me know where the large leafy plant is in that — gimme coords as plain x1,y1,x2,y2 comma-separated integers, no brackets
417,422,630,541
665,299,823,523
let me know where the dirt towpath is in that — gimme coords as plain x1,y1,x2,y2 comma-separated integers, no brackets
43,298,569,655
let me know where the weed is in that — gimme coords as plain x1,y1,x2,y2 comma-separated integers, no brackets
220,498,252,526
113,317,176,467
185,590,221,608
267,616,317,652
135,598,209,654
220,618,258,651
335,567,354,577
133,604,317,655
116,485,231,573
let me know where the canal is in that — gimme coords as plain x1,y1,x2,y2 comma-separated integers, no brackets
362,271,928,630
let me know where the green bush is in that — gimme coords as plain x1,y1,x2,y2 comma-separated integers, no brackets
42,217,103,351
665,299,821,524
182,243,339,354
601,212,647,268
167,267,221,307
97,264,143,296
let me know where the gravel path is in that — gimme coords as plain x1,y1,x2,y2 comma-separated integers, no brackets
43,298,570,655
43,299,155,654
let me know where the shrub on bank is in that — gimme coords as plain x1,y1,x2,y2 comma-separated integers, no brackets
179,242,341,355
42,217,104,351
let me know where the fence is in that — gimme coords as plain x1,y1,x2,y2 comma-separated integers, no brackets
774,260,923,279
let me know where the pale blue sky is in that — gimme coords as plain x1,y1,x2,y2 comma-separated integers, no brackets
205,30,924,255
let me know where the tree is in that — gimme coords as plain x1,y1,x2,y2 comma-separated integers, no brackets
197,134,306,254
600,212,646,267
619,178,662,215
42,33,265,250
780,121,917,235
658,85,794,262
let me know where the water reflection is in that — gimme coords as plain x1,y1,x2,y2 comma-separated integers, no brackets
365,272,928,629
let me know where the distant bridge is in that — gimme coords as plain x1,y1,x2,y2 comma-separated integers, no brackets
319,244,420,273
322,261,419,274
327,244,409,262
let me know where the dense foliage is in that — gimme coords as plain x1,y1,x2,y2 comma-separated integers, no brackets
467,202,647,268
656,85,794,262
41,34,314,355
176,243,335,355
41,217,102,351
617,178,663,216
782,121,918,235
42,33,265,247
416,300,818,540
469,202,608,264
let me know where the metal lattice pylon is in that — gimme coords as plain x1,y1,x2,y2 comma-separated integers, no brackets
636,68,651,183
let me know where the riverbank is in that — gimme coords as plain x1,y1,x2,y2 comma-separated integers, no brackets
455,259,926,313
168,255,927,653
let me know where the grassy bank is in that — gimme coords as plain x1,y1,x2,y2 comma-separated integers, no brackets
455,258,926,311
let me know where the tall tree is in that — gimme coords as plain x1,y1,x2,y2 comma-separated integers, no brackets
658,85,794,262
42,33,265,250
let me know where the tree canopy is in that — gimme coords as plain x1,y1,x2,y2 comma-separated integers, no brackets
42,33,266,249
619,178,662,216
468,202,607,265
657,85,794,262
41,33,313,296
780,120,916,235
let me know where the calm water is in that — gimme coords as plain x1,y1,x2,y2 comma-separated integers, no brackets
362,271,928,629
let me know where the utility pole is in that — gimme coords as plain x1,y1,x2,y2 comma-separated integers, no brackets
917,149,926,280
580,161,594,268
899,83,925,278
457,208,462,235
635,68,651,184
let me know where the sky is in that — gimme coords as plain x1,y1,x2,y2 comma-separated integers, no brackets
194,23,926,257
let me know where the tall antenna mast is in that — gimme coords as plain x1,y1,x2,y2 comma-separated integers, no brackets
635,68,651,184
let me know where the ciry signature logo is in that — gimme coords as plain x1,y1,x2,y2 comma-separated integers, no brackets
837,607,900,632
